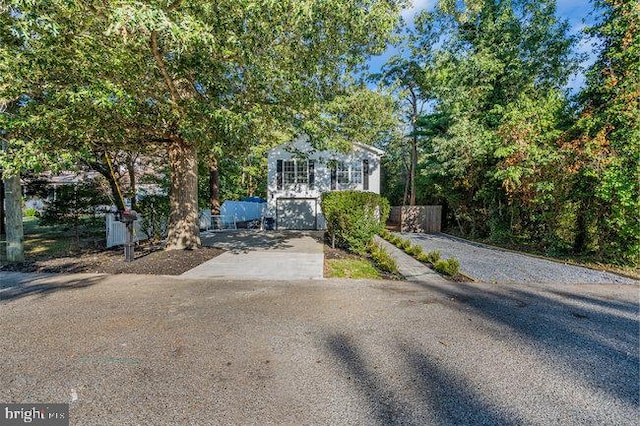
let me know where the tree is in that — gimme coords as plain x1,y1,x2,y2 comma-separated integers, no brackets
567,0,640,263
407,0,578,240
1,0,405,250
377,57,428,205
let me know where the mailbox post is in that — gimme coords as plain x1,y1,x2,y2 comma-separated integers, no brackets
114,210,137,262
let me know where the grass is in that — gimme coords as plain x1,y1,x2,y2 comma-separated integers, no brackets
326,257,382,279
1,217,105,264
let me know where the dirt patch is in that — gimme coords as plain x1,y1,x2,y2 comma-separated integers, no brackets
0,243,224,275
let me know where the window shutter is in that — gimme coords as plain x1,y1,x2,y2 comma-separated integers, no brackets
330,164,337,190
277,160,283,190
309,160,315,189
363,159,369,190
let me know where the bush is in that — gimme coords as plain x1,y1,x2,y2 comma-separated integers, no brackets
425,250,441,264
321,190,390,255
398,238,411,250
379,229,391,240
137,194,170,241
434,258,460,276
39,179,110,227
416,252,430,263
405,244,423,256
388,234,402,245
24,208,39,218
368,241,399,274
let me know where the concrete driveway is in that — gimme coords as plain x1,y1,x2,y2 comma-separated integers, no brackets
181,230,324,280
1,272,638,425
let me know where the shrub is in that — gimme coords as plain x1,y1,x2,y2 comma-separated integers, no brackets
321,190,390,255
137,194,170,241
368,241,399,274
39,179,110,228
434,258,460,276
388,234,401,245
425,250,441,264
398,238,411,250
24,208,39,218
416,252,430,263
405,244,423,256
379,229,391,240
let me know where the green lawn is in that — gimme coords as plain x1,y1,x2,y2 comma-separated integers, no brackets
325,257,382,279
11,216,105,260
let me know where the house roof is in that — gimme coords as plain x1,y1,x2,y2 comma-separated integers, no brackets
269,135,385,157
353,141,385,156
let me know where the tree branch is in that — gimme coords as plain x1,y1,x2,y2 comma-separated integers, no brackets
150,30,182,111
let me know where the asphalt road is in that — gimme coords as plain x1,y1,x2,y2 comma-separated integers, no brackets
1,272,638,425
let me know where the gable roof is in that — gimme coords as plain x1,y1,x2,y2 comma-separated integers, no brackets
353,141,385,156
268,135,385,157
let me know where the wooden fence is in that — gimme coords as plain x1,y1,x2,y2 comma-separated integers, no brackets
389,205,442,233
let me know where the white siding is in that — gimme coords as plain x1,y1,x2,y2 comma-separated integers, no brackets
266,136,383,229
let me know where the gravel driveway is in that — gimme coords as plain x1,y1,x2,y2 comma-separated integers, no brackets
401,233,637,285
1,273,638,425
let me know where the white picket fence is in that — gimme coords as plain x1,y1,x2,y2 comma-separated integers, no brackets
105,213,148,248
106,200,267,245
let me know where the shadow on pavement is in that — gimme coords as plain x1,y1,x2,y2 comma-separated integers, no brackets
200,230,322,253
0,273,106,303
409,281,640,407
326,281,638,423
327,333,406,424
326,333,516,425
402,344,516,425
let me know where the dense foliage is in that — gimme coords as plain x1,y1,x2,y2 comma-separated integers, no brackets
321,190,390,255
380,0,638,265
0,0,405,250
39,179,110,238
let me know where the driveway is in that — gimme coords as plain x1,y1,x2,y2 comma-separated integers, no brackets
181,230,324,280
401,233,637,285
1,272,638,425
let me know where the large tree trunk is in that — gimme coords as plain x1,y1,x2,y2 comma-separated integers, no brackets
166,137,201,250
209,153,220,215
4,173,24,262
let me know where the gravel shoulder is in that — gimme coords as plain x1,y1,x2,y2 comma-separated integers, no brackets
402,232,638,285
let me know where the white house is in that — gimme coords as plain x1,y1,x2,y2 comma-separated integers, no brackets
267,135,384,230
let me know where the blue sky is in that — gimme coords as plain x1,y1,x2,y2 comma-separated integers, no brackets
368,0,598,92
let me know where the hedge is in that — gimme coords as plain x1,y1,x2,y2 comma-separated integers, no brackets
321,190,390,255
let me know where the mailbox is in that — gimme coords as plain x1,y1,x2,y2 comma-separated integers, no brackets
115,210,137,224
114,210,137,262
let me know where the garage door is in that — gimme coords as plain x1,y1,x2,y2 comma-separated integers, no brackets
276,198,318,230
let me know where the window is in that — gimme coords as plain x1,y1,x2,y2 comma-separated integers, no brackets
337,162,350,184
283,159,308,185
352,162,363,185
335,161,363,186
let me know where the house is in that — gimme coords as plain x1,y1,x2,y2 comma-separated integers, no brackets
267,135,384,230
